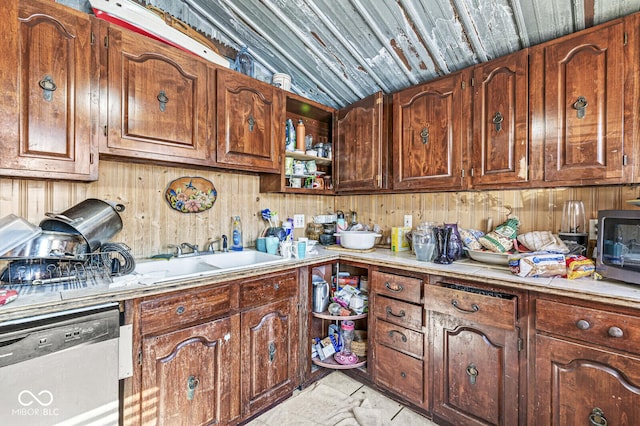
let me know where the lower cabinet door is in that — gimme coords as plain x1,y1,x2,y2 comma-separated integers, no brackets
534,334,640,425
241,298,298,415
374,343,425,408
431,312,520,425
141,316,238,426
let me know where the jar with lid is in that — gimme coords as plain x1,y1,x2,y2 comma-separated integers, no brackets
306,222,324,241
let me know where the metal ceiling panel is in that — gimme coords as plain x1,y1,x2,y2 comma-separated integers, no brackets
74,0,640,108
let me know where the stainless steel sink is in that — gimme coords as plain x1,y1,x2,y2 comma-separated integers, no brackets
134,249,287,284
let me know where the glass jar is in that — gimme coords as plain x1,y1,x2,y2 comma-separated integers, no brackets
306,222,324,241
340,320,355,355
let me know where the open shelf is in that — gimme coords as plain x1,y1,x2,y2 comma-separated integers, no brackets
312,355,367,370
311,311,367,321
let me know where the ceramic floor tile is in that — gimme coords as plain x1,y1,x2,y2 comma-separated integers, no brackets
317,371,365,396
391,407,437,425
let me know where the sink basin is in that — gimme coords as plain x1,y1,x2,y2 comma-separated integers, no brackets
134,250,287,284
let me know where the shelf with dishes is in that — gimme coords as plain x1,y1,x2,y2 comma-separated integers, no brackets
285,150,332,166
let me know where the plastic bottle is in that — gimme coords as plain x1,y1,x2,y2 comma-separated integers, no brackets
285,119,296,152
296,120,306,151
231,216,243,251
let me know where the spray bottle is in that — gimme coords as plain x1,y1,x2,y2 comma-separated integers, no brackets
231,216,243,251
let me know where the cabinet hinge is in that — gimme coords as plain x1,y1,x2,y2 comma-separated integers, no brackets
461,169,465,178
461,80,466,90
90,153,94,164
518,338,523,352
138,350,143,366
376,174,382,187
90,31,95,46
104,35,109,49
624,32,628,46
375,97,383,105
104,125,108,137
470,77,475,87
623,154,628,166
469,167,474,177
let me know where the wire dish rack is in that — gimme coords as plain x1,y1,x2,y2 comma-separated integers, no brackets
0,243,135,296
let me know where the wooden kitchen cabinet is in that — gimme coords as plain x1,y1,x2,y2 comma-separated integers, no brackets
216,68,282,173
102,24,212,166
392,70,469,191
471,49,529,186
532,297,640,425
335,92,391,192
0,0,98,180
141,316,238,425
239,271,299,415
370,270,428,409
531,20,629,185
427,277,526,426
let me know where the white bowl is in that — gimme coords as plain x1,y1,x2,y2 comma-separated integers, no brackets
334,231,381,250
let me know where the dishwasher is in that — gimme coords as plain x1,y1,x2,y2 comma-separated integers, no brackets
0,303,120,425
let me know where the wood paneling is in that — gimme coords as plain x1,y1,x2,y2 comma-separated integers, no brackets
0,160,636,259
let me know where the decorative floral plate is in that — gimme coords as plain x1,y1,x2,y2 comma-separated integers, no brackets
165,177,217,213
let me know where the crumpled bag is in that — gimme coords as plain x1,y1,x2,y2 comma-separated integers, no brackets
479,217,520,253
517,231,569,253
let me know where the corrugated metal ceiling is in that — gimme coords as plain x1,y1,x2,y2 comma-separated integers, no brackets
86,0,640,108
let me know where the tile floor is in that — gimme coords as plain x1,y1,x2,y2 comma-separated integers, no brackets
248,372,437,425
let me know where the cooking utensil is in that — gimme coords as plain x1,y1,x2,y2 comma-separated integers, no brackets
4,231,90,258
39,199,125,251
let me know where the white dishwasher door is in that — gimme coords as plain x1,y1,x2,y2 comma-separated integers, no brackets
0,305,120,426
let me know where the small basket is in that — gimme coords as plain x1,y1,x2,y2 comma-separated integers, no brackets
352,330,367,357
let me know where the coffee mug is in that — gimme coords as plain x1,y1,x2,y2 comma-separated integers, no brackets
265,236,279,255
279,240,292,258
292,240,306,259
256,237,266,252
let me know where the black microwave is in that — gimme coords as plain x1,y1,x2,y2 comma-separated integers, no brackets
597,210,640,285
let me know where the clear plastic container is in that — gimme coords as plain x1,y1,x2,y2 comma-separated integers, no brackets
0,214,42,257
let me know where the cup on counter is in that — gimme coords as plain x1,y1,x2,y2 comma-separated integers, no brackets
279,240,293,258
256,237,267,252
292,239,307,259
265,236,279,255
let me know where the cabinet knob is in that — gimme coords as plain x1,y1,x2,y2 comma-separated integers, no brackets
492,111,504,132
39,75,57,102
176,306,185,315
572,96,588,119
400,371,406,378
157,90,169,112
420,127,429,144
608,326,624,338
576,319,591,330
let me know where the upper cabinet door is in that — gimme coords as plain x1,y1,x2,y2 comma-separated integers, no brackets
543,22,626,183
471,50,529,186
0,0,97,180
216,69,282,173
335,92,390,192
393,72,466,191
104,25,211,164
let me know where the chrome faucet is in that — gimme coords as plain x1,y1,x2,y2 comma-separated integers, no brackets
167,244,183,257
221,235,229,252
205,238,220,253
180,242,199,256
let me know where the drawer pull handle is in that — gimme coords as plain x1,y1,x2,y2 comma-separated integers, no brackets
608,326,624,338
466,364,478,385
385,282,404,292
386,307,406,318
576,319,591,330
388,329,408,342
589,407,607,425
274,283,280,290
451,300,479,314
400,371,407,378
176,306,185,315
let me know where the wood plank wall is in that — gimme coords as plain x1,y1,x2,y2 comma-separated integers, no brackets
1,160,639,258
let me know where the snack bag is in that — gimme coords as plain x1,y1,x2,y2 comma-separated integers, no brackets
565,255,595,279
479,217,520,253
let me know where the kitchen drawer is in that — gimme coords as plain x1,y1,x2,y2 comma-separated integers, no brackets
239,271,297,310
374,344,424,407
140,285,231,335
373,295,423,331
375,318,424,358
372,271,422,304
536,298,640,355
425,284,517,331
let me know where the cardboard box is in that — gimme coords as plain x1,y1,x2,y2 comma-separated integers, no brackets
391,226,411,252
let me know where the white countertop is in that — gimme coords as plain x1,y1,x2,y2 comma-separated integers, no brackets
1,246,639,322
